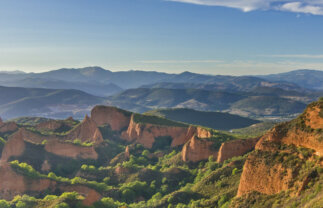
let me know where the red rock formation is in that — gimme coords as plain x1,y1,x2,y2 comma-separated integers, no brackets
36,120,63,131
125,146,130,159
196,127,212,138
91,106,131,131
59,184,101,206
0,119,18,133
0,163,57,200
217,137,259,163
121,115,204,148
41,160,51,172
45,140,98,160
115,166,131,175
67,115,103,144
237,100,323,197
181,136,218,162
0,163,101,205
8,128,54,144
256,103,323,156
1,130,26,162
237,154,293,196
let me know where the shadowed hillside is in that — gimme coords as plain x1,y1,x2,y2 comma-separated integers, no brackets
145,108,259,130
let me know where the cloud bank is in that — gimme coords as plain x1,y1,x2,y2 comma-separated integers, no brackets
169,0,323,15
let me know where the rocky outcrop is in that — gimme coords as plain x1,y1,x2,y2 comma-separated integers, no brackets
182,136,218,162
14,128,54,144
256,102,323,156
67,115,103,144
0,163,100,205
237,154,293,196
0,118,18,133
110,146,131,166
196,127,212,138
45,140,98,160
1,130,26,162
181,137,259,163
121,115,211,148
41,160,51,172
36,120,64,131
125,146,130,159
59,184,101,206
91,106,131,131
0,163,57,200
217,137,259,163
237,100,323,197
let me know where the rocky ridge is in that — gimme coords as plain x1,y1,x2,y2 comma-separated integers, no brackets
237,100,323,197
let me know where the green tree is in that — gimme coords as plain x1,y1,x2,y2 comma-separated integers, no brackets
122,189,135,203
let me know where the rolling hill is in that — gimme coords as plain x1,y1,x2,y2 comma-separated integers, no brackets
259,69,323,90
0,86,104,119
0,67,311,95
106,87,319,118
1,77,122,97
145,108,260,130
107,88,245,113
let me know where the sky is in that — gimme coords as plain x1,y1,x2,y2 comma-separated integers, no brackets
0,0,323,75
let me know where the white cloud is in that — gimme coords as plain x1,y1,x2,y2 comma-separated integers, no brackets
168,0,323,15
280,2,323,15
261,54,323,59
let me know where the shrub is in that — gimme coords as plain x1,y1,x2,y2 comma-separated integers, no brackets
232,168,238,176
54,203,70,208
122,189,136,203
0,200,10,208
10,160,42,178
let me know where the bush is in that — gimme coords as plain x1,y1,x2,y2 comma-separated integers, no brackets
122,189,136,203
0,200,10,208
232,168,238,175
10,160,42,178
54,203,70,208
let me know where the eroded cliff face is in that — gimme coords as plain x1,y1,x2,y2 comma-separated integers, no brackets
237,154,294,196
217,137,259,163
0,163,56,200
0,118,18,133
256,102,323,156
1,128,99,161
182,136,218,162
181,137,259,163
59,184,102,206
237,100,323,197
120,115,214,148
121,118,190,148
1,130,26,162
45,140,98,160
35,118,76,132
0,163,101,205
91,106,131,131
67,115,103,144
36,120,64,131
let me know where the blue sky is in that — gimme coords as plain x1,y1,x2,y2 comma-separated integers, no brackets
0,0,323,75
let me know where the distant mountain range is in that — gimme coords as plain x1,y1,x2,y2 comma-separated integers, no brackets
0,86,104,119
0,67,322,119
106,87,314,117
258,69,323,90
2,67,323,96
